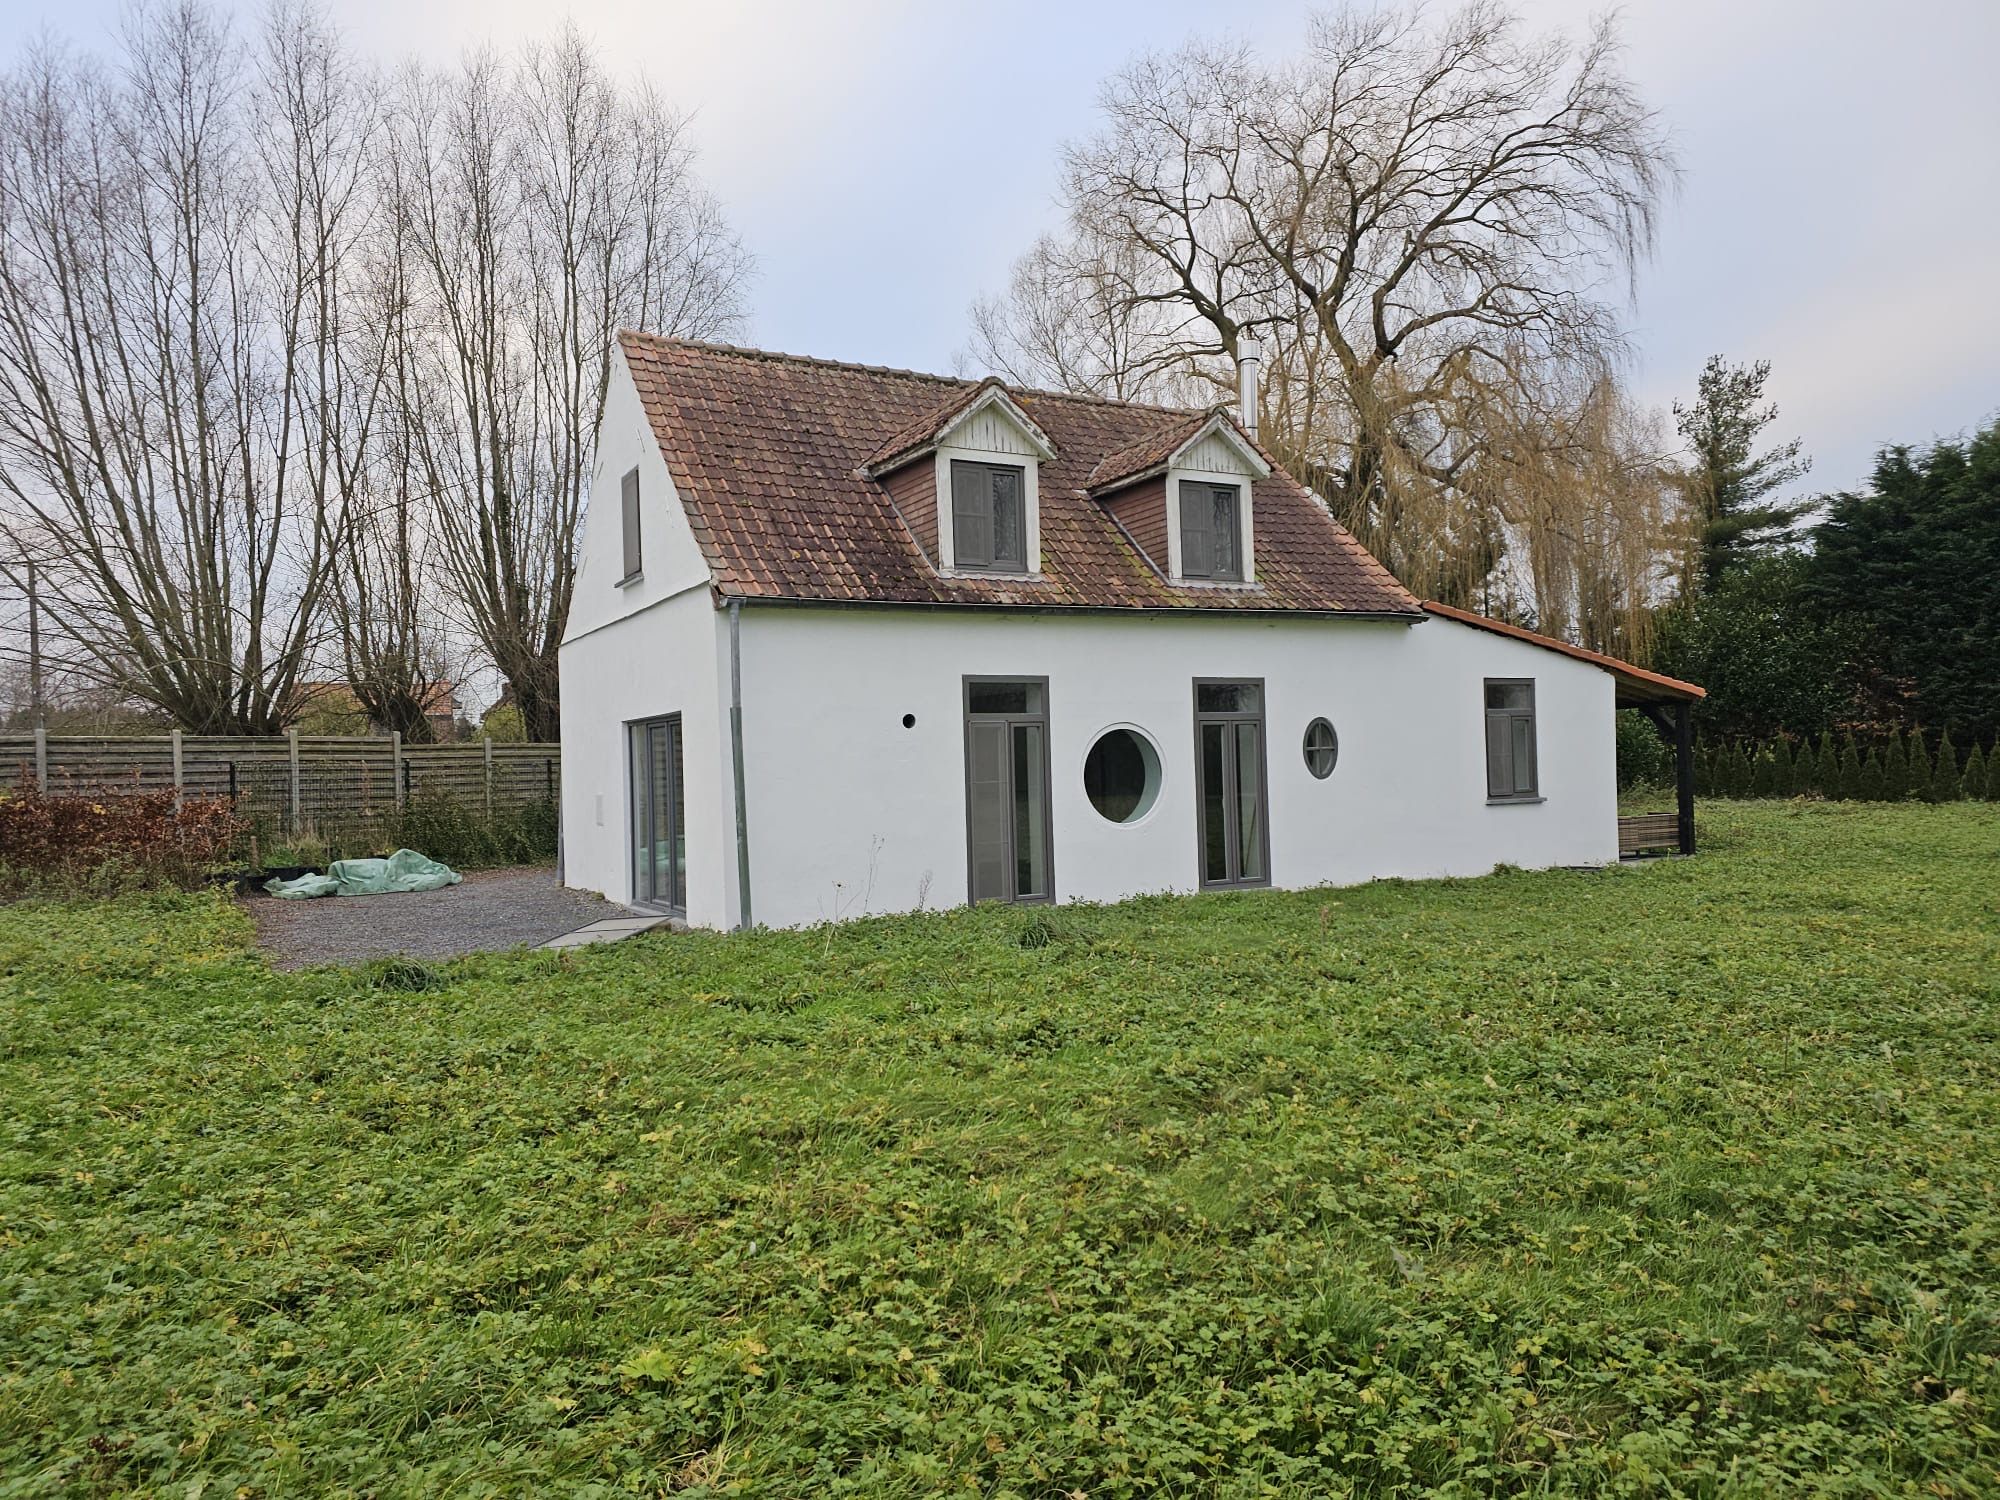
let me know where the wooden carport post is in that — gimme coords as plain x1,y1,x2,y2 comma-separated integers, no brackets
1675,701,1695,856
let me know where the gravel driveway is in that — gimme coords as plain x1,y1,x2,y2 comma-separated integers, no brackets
248,866,628,970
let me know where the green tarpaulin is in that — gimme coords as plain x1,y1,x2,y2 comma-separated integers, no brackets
263,849,463,900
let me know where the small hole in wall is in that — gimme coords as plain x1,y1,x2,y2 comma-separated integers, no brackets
901,713,917,729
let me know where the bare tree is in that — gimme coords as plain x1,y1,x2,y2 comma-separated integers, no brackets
966,1,1681,617
0,2,379,732
387,31,751,740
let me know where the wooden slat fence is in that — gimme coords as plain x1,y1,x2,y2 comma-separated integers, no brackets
1618,812,1681,857
1,729,558,833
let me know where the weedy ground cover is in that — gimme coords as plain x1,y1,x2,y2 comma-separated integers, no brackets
1,801,1995,1495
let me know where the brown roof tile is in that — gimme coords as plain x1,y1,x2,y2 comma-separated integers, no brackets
1422,602,1706,704
1085,410,1215,492
618,331,1421,616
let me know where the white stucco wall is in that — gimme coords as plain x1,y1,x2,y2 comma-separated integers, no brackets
558,345,734,928
721,606,1618,930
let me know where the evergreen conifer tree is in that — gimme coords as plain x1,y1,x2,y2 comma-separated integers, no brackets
1962,741,1987,802
1815,735,1840,797
1773,737,1796,795
1838,735,1863,799
1750,746,1777,797
1881,734,1909,800
1857,748,1886,800
1731,744,1755,797
1933,729,1962,801
1906,729,1933,801
1986,741,2000,800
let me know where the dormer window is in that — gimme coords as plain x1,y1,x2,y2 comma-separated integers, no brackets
1178,480,1242,582
950,461,1028,573
861,378,1057,578
1086,409,1270,587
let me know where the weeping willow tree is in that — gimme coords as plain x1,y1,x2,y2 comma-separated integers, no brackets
964,1,1689,654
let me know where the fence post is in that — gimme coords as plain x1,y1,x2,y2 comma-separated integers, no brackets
33,726,47,793
170,728,184,809
391,731,404,811
288,727,301,830
483,737,495,820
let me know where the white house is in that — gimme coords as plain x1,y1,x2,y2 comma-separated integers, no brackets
558,332,1703,930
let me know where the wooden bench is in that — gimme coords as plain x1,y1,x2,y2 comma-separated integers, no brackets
1618,812,1682,857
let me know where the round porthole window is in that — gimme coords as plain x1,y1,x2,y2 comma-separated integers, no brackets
1084,726,1162,824
1303,717,1339,779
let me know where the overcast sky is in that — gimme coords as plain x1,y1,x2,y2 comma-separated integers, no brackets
4,0,1996,505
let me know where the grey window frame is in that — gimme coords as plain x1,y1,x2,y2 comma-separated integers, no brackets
1178,479,1242,582
626,713,684,912
1192,676,1271,889
950,460,1029,574
1303,717,1339,779
1484,678,1540,801
619,467,643,584
962,675,1055,905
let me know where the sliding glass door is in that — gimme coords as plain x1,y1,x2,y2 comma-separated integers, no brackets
629,716,685,910
1194,680,1269,888
964,678,1052,904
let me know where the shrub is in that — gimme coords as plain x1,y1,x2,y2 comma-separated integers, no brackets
1906,729,1933,802
1772,737,1797,796
1986,742,2000,800
1722,744,1747,797
1615,710,1672,791
1931,729,1962,801
1857,748,1886,801
1837,735,1863,800
384,793,558,869
1881,734,1910,801
0,781,245,890
1966,740,1990,801
1815,735,1840,798
1754,746,1782,797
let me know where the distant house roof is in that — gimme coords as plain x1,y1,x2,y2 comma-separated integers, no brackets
617,332,1421,617
1422,602,1705,706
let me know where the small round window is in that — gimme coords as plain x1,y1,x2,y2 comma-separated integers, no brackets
1084,727,1162,824
1303,718,1339,779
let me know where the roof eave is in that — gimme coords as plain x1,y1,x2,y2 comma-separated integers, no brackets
1421,601,1705,703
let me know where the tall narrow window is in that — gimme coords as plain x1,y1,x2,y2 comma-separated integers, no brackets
629,715,684,909
1484,679,1539,800
950,461,1028,573
1179,481,1241,581
964,678,1052,903
1193,680,1268,886
620,467,642,583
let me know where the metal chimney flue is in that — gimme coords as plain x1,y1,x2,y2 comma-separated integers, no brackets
1236,338,1261,436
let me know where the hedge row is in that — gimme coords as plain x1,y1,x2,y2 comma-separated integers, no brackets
1696,729,2000,801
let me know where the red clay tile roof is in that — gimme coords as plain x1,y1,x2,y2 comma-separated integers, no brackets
618,331,1421,615
860,377,1048,475
1084,411,1216,492
1422,602,1706,705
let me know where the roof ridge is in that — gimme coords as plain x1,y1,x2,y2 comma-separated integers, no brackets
617,329,1206,418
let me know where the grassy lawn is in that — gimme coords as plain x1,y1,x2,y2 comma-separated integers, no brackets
2,803,1996,1497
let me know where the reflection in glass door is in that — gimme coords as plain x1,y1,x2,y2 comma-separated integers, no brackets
629,716,685,910
1194,680,1269,887
964,679,1052,904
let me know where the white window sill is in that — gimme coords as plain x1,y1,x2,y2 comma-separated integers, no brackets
616,571,645,589
1487,795,1545,806
940,568,1047,583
